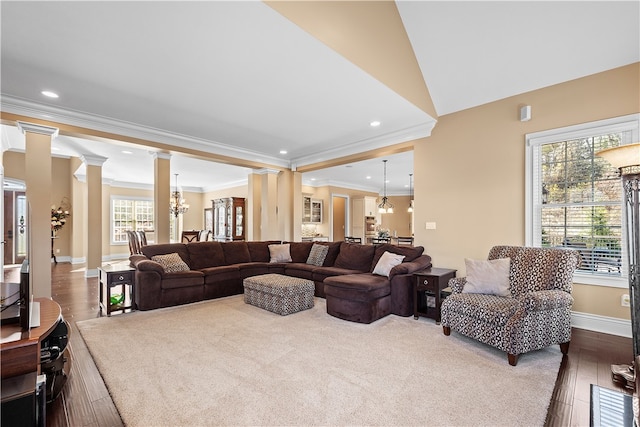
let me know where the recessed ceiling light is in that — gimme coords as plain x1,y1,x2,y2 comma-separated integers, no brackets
279,150,287,155
122,150,133,154
310,178,316,181
366,176,372,180
41,90,59,98
370,121,381,127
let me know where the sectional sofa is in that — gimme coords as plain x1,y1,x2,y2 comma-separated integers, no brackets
129,240,432,323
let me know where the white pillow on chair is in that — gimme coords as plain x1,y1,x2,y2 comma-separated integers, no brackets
462,258,511,297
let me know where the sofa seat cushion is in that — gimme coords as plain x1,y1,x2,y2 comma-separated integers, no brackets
199,265,240,284
186,241,226,269
443,293,521,326
312,266,366,283
238,262,285,278
160,270,205,290
324,273,391,301
284,263,316,280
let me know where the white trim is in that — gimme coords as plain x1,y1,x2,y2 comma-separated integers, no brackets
71,256,86,265
525,113,640,288
85,268,99,278
16,121,59,137
571,311,632,338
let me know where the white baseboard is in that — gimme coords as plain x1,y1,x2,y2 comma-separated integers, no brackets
51,256,72,263
85,268,99,278
71,257,86,265
571,311,632,338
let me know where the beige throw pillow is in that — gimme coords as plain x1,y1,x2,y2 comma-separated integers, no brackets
268,243,292,263
151,253,190,273
462,258,511,297
372,251,405,278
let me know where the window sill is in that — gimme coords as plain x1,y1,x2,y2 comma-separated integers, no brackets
573,272,628,288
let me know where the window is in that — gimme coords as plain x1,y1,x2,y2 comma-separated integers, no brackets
112,198,154,244
526,114,639,287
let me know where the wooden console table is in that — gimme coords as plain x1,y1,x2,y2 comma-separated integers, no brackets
1,297,62,379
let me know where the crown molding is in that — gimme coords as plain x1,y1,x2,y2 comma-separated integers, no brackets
2,95,431,172
1,95,290,169
291,119,436,169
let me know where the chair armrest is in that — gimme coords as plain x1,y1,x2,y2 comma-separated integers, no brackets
518,290,573,311
449,277,467,293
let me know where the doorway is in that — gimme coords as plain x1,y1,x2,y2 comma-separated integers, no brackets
331,195,348,242
3,183,28,266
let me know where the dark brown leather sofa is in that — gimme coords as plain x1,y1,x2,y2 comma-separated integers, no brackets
129,240,432,323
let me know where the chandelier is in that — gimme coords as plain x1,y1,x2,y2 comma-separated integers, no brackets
170,173,190,217
378,160,394,214
407,173,414,213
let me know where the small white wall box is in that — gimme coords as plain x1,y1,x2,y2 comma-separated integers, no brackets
520,105,532,122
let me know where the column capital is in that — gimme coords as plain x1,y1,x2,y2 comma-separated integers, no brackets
81,154,107,167
253,168,281,175
16,121,59,137
151,151,171,160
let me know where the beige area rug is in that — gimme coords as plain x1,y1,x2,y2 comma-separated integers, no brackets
77,295,561,426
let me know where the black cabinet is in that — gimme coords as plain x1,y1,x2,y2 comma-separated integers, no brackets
413,268,456,324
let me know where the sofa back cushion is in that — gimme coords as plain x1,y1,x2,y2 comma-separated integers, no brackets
247,241,280,263
334,242,376,272
142,243,190,266
488,245,580,294
370,244,424,271
187,242,226,270
289,242,314,263
321,241,342,267
221,241,252,265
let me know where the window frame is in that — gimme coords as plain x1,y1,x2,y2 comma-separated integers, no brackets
111,196,155,245
525,113,639,288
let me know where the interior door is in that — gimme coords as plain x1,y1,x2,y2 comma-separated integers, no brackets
332,195,346,242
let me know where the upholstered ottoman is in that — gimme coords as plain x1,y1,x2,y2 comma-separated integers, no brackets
243,273,314,315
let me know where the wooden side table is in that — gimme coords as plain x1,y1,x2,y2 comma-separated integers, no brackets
98,265,135,316
413,268,457,324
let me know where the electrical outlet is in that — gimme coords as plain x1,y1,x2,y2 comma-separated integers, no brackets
425,222,436,230
621,294,630,307
56,249,60,253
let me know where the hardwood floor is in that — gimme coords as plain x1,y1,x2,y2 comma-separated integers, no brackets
5,262,634,426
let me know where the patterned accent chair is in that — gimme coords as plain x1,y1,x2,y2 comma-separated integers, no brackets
441,246,581,366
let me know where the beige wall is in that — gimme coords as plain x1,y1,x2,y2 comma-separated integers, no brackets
414,63,639,320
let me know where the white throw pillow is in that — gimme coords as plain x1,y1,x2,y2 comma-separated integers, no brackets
372,251,405,278
268,243,292,263
462,258,511,297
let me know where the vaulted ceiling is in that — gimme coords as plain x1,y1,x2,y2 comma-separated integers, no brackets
1,1,638,194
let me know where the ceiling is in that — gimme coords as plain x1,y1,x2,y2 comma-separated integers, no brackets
1,1,638,195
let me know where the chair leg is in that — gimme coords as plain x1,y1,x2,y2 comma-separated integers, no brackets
443,326,451,336
560,341,570,354
508,353,519,366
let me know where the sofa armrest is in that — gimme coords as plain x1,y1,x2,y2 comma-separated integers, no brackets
134,259,165,275
518,290,574,311
129,254,148,267
389,255,432,279
449,277,467,294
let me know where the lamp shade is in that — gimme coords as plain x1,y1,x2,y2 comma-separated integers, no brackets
596,142,640,170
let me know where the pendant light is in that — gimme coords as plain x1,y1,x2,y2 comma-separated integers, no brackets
378,160,394,214
170,173,190,217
